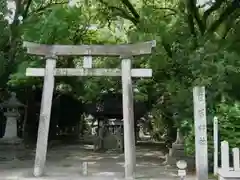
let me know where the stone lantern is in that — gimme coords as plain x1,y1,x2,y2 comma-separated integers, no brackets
0,92,24,144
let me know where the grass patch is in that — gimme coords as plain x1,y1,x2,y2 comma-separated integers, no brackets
209,173,218,180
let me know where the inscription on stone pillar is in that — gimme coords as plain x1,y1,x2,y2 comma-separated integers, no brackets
193,86,208,180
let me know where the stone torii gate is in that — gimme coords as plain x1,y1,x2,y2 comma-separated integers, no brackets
23,40,156,179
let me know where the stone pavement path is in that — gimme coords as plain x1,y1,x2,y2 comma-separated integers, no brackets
0,143,197,180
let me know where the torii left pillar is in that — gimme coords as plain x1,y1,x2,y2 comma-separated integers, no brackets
34,56,56,176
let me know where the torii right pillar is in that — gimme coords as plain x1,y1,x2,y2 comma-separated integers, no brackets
120,50,155,178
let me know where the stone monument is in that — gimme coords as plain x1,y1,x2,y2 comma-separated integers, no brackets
165,129,195,170
165,129,185,164
0,92,24,144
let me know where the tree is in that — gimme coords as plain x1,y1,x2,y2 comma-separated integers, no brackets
1,0,240,154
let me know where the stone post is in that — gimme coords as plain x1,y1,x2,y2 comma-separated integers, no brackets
174,128,184,144
170,129,185,158
165,128,195,170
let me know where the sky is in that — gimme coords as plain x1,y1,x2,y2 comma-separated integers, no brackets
197,0,214,9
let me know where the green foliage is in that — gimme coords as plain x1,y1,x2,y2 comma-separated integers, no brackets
123,0,240,153
217,101,240,147
184,100,240,156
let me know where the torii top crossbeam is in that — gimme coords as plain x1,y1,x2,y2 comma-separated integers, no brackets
23,41,156,56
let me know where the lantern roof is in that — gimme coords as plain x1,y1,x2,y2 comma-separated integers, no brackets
1,92,24,108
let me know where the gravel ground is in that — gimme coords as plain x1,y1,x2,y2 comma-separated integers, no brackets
0,143,198,180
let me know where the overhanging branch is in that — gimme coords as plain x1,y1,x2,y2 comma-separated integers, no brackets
120,0,140,23
203,0,226,24
186,0,205,35
22,0,33,19
98,0,139,25
207,3,236,33
28,0,68,17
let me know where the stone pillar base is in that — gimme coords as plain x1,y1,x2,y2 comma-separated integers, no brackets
170,143,185,156
164,143,185,166
0,137,22,145
0,137,23,162
164,143,195,171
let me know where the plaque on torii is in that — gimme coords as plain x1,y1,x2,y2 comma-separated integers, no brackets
23,40,156,178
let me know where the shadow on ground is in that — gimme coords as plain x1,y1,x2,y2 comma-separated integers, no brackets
0,142,194,179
